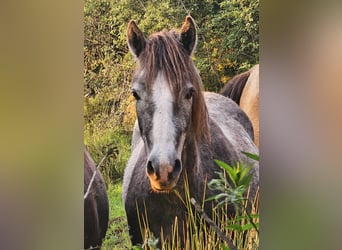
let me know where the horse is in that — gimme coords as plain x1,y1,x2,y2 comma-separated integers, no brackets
220,65,259,147
84,148,109,249
123,16,259,247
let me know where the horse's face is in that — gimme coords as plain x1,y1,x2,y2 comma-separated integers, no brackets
127,16,201,193
131,72,195,192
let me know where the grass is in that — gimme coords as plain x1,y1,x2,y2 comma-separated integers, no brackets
130,174,259,250
102,182,131,250
101,161,259,250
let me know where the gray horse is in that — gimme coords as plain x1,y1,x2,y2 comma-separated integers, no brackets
123,16,259,247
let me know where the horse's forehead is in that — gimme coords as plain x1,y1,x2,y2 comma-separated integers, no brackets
134,68,176,93
152,72,173,100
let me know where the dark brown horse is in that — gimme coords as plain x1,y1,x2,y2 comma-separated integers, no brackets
84,148,109,249
123,16,259,247
220,65,259,147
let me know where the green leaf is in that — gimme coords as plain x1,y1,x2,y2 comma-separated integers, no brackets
205,195,217,202
239,174,252,187
217,199,230,208
214,159,237,186
242,222,259,231
208,178,225,191
242,151,259,161
240,164,253,179
227,224,243,231
214,193,229,201
214,159,232,172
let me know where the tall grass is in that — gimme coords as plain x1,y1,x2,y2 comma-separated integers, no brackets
133,167,259,250
101,157,259,250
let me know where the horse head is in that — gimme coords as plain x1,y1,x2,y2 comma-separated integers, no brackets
127,16,209,193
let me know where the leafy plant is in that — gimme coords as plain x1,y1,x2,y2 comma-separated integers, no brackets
208,153,259,237
208,160,253,211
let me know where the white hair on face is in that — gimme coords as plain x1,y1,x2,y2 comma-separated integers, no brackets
151,73,176,164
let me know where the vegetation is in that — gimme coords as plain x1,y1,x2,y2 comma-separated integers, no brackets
108,156,259,249
102,183,131,249
84,0,259,248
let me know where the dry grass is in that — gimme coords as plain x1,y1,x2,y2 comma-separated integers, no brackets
135,177,259,250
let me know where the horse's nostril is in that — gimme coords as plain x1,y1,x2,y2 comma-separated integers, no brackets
147,161,155,175
173,159,182,175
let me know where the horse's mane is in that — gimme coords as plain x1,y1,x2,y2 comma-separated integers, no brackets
137,30,209,142
220,70,251,105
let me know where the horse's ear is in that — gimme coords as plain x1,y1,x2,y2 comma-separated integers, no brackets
127,20,146,58
180,16,197,55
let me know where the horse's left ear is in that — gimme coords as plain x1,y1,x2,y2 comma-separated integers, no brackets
180,16,197,55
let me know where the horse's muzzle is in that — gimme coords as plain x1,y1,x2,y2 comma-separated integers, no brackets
146,159,182,192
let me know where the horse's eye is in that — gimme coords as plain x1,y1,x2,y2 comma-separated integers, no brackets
132,89,140,100
185,87,195,100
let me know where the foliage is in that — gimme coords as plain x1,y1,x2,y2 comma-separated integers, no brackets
84,0,259,182
183,0,259,91
208,160,253,211
84,125,131,183
208,153,260,243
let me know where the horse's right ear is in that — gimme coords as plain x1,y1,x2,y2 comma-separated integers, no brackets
127,20,146,58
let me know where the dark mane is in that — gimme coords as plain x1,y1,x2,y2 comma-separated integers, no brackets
137,30,209,142
220,70,251,105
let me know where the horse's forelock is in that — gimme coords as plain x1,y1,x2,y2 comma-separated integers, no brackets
138,30,209,142
138,31,182,93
